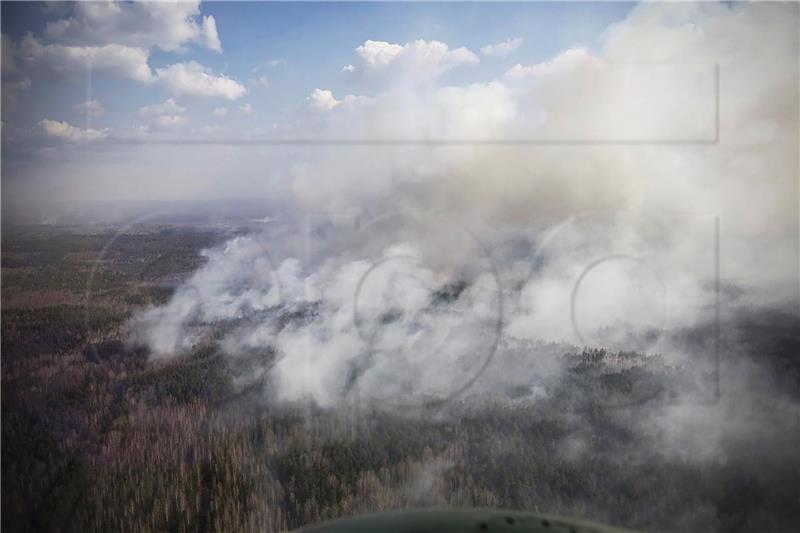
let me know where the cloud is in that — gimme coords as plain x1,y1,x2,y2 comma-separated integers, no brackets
42,1,221,52
17,39,247,99
155,61,247,100
73,99,104,117
5,3,229,102
341,64,356,73
502,64,533,81
355,40,404,67
254,75,270,88
38,119,109,142
151,115,188,129
198,15,221,52
139,98,186,117
504,48,600,81
354,39,479,80
239,103,253,114
307,88,340,111
18,34,153,83
139,98,187,130
213,107,228,118
480,37,523,57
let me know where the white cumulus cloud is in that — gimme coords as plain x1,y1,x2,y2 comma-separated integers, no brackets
19,34,153,83
155,61,247,100
307,88,340,111
43,1,221,52
354,39,479,81
138,98,187,131
7,3,227,93
355,40,404,67
38,119,109,143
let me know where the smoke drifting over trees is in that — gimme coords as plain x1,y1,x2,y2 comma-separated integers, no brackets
132,0,797,414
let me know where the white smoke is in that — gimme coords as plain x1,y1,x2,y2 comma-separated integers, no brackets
132,3,798,409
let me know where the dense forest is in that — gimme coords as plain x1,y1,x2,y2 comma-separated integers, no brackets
2,225,799,532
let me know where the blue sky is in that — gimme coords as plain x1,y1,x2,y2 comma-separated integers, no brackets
1,2,634,136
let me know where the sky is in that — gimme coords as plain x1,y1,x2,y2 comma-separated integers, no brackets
2,1,640,219
1,2,634,138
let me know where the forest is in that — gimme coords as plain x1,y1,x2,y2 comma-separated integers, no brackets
2,224,799,533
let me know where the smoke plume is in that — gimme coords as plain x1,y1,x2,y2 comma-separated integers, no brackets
132,3,798,425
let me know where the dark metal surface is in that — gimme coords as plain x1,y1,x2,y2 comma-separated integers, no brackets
294,507,637,533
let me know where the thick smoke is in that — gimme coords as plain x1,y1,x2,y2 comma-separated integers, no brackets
132,2,798,424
